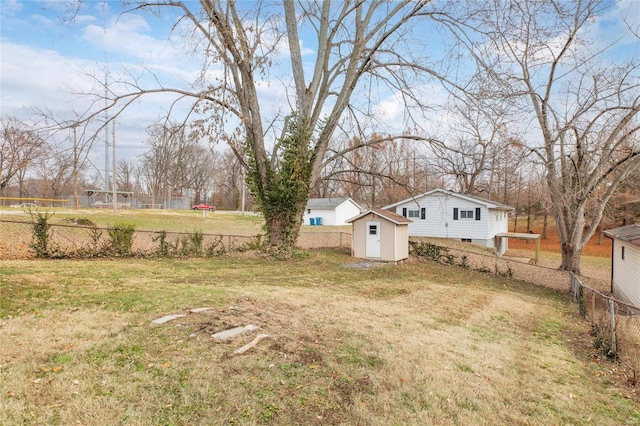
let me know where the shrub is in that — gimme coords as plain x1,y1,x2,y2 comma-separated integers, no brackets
29,210,59,258
107,223,135,256
409,240,454,264
205,236,226,257
152,230,171,257
591,323,617,360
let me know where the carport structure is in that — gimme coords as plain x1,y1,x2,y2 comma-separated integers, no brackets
495,232,541,264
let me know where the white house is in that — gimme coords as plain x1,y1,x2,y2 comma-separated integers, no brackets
382,188,514,254
303,197,362,226
604,224,640,307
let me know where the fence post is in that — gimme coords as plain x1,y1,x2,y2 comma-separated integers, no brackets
609,298,617,356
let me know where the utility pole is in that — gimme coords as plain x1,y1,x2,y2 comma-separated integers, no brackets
72,123,79,210
104,69,110,203
241,167,246,216
112,121,117,215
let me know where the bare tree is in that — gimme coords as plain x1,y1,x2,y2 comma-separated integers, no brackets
34,151,73,198
213,149,247,210
187,145,216,205
443,0,640,273
0,117,47,196
427,98,512,196
140,121,188,208
71,0,447,255
317,135,429,208
116,159,137,194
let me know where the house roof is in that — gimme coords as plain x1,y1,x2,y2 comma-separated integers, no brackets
346,208,413,225
604,224,640,246
306,197,361,210
382,188,514,211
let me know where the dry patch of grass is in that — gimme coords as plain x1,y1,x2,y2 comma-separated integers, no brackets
1,251,639,424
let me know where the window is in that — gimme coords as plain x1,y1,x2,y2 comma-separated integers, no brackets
461,238,472,243
307,209,311,214
369,225,377,236
460,210,474,219
404,207,426,219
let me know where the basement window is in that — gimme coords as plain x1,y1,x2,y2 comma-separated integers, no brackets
461,238,472,243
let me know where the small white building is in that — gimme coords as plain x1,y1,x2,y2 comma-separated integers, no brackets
383,188,514,254
303,197,362,226
346,209,412,263
604,224,640,307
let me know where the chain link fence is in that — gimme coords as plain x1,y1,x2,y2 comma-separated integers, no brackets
0,219,351,260
570,273,640,385
409,240,570,291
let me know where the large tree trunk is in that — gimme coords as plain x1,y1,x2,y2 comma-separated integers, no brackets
246,117,314,257
263,201,307,253
560,242,583,275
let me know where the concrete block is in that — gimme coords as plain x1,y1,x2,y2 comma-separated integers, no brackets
151,314,186,324
189,307,212,313
212,324,259,340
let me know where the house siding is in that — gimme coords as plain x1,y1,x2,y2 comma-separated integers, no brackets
393,194,494,245
488,210,509,237
303,199,361,226
334,201,361,225
612,241,640,307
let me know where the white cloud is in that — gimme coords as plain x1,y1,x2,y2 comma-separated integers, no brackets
0,42,95,119
80,15,180,64
2,0,24,15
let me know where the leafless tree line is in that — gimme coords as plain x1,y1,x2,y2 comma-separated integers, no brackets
5,110,637,237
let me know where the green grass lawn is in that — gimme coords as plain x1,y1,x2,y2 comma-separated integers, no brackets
1,250,638,425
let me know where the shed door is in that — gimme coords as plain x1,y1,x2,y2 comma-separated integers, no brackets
366,221,381,258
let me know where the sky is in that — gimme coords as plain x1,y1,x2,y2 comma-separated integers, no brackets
1,0,639,184
1,1,205,178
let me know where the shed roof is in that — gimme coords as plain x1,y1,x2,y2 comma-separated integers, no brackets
306,197,360,210
346,208,413,225
382,188,513,211
604,224,640,246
